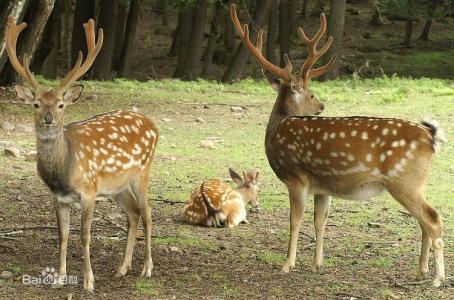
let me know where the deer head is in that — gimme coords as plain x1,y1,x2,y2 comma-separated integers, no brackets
6,16,103,131
229,168,260,207
230,4,336,116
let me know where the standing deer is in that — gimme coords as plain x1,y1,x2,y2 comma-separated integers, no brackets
183,168,259,228
231,4,446,286
5,17,159,291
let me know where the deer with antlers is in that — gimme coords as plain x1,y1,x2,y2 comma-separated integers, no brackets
231,4,446,286
6,16,159,291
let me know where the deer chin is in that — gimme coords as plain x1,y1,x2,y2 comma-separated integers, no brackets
36,125,61,141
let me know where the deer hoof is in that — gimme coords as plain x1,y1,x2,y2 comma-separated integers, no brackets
281,261,294,273
432,275,445,288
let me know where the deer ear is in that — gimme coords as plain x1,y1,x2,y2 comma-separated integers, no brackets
229,168,243,185
63,85,84,104
13,84,34,104
262,69,281,92
255,171,259,182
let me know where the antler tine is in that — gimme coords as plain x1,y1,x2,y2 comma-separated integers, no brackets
5,16,41,91
298,13,336,87
230,4,292,82
57,19,103,92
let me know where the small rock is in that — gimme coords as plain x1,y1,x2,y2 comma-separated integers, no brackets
195,117,205,123
367,222,382,228
230,106,244,113
4,146,22,157
203,104,209,109
107,213,122,220
199,140,216,149
15,124,33,133
85,95,97,101
1,120,15,131
24,151,37,162
169,246,184,254
131,106,139,112
170,156,177,161
162,118,172,123
0,270,13,279
170,144,176,148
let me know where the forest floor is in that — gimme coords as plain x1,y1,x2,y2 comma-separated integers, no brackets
127,2,454,81
0,78,453,299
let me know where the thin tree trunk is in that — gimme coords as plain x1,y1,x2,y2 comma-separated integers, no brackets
0,0,30,75
0,0,55,85
161,0,169,26
322,0,346,80
278,0,291,67
113,1,128,70
182,0,208,80
302,0,309,20
173,6,194,78
403,0,414,47
202,4,222,76
369,4,383,26
290,0,298,35
224,6,236,49
71,0,95,67
221,0,272,83
118,0,140,78
168,27,180,57
92,0,118,80
266,0,278,65
419,0,438,41
311,0,325,16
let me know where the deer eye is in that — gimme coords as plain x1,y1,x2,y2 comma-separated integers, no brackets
34,103,39,109
58,103,64,109
311,95,314,99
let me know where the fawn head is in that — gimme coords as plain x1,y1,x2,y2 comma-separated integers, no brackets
229,168,260,207
6,16,103,130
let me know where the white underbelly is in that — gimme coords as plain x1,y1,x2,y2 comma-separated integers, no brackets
311,182,386,201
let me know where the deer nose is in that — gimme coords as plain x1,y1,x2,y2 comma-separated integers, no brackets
320,103,325,111
43,112,53,124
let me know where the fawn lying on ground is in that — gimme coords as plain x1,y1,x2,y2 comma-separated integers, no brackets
183,168,259,228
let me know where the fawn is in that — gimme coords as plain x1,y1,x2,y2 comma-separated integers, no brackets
231,4,446,286
183,168,259,228
6,17,158,291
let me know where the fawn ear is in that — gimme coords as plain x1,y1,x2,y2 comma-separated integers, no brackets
254,171,259,183
229,168,243,185
13,84,34,104
262,69,281,92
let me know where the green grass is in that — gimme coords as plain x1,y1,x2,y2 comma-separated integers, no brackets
257,250,286,265
134,278,162,297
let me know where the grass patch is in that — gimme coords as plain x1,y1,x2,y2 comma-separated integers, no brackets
153,235,217,251
257,251,286,265
134,278,162,297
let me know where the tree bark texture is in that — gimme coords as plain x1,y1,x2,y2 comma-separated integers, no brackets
278,0,291,67
92,0,118,80
419,0,439,41
322,0,346,80
71,0,95,67
173,6,193,77
221,0,272,83
118,0,140,78
266,0,278,65
202,3,223,76
113,1,128,70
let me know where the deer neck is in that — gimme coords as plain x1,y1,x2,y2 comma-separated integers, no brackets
35,124,74,195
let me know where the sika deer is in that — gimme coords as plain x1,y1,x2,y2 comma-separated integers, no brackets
230,4,446,286
183,168,259,228
5,17,159,291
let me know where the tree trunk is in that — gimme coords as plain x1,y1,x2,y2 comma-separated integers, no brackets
161,0,169,26
224,7,236,49
168,27,180,57
278,0,291,67
322,0,346,80
0,0,55,85
30,0,62,76
221,0,272,83
181,0,208,80
113,1,128,70
92,0,118,80
419,0,438,41
302,0,309,20
266,0,278,65
202,4,222,77
289,0,298,35
403,0,414,47
71,0,95,67
0,0,30,75
369,4,383,26
118,0,140,78
311,0,325,16
173,6,194,78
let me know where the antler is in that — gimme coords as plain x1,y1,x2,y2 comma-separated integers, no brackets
57,19,103,92
5,16,42,92
297,13,336,88
230,4,293,82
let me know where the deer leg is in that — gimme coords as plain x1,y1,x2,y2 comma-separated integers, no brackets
282,181,308,273
311,194,331,272
80,196,95,291
131,173,153,277
388,187,445,287
115,189,140,278
416,221,430,281
55,201,70,286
